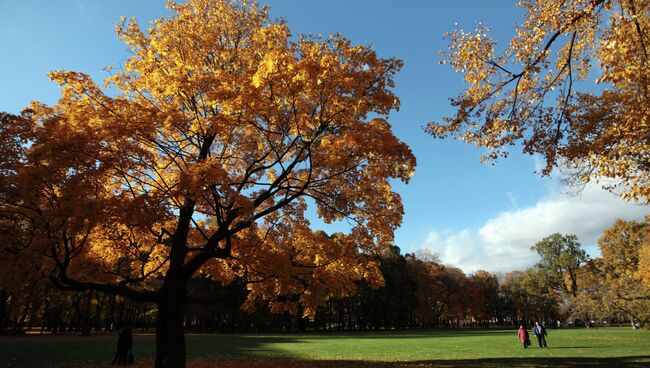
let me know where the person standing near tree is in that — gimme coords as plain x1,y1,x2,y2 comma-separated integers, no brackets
112,326,133,365
533,321,548,348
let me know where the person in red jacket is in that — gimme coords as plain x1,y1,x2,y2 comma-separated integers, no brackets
517,325,531,348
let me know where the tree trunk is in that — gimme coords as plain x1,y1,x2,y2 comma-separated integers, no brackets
154,278,187,368
16,287,34,335
107,294,116,330
0,289,9,330
154,189,201,367
81,290,94,336
40,289,52,334
155,303,167,367
117,298,125,327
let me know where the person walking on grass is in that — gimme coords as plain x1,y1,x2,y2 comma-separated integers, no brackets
533,321,548,348
517,325,531,349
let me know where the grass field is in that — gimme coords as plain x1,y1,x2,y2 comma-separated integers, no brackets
1,328,649,367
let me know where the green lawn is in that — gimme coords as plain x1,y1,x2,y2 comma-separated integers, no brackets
1,328,649,367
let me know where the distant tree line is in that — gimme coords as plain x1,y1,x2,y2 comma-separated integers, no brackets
1,217,647,334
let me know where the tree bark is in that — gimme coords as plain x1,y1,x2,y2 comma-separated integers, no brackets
81,290,94,336
154,286,187,367
107,294,116,331
16,287,34,335
154,270,187,368
154,301,167,368
0,289,7,330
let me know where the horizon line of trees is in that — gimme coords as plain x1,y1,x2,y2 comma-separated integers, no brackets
2,216,647,335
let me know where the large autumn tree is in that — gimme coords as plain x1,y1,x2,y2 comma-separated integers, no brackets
598,217,650,326
430,0,649,202
0,1,415,366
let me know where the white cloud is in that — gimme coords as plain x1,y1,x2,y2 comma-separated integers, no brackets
506,192,518,207
419,183,648,273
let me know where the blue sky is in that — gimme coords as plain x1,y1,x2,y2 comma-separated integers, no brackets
1,1,646,272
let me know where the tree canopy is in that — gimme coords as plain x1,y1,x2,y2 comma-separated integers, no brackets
597,216,650,325
429,0,649,202
0,0,415,366
531,233,589,297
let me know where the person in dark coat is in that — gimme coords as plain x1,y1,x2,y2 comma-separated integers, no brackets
517,325,531,348
533,321,548,348
112,326,133,365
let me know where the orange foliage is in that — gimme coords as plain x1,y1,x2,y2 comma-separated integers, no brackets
597,216,650,324
430,0,650,202
0,0,415,320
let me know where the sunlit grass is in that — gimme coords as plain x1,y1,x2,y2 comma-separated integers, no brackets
1,327,649,367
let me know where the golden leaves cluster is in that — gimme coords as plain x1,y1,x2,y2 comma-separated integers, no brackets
596,216,650,322
1,0,414,314
430,0,649,202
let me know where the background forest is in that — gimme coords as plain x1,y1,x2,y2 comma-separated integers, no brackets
2,216,648,334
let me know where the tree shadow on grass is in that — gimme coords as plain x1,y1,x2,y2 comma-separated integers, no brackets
3,333,649,368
